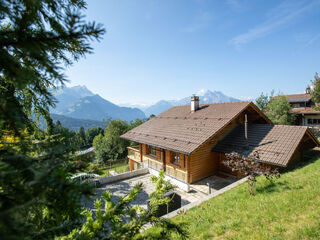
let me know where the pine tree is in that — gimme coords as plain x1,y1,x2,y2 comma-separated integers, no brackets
78,126,86,147
0,0,105,134
0,0,104,238
310,72,320,109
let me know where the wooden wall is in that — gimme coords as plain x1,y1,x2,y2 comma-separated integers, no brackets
189,144,220,183
189,119,238,182
188,107,269,183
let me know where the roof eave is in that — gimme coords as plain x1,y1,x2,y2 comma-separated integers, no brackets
305,128,320,147
120,135,191,155
212,149,286,168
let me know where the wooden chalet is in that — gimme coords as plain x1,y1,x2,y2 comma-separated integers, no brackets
121,96,319,190
285,90,320,127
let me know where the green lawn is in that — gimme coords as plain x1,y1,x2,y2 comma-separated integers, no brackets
79,160,129,177
99,163,129,177
150,153,320,239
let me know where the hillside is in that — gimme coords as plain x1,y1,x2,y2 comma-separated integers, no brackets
62,94,145,121
51,85,146,122
51,85,94,115
51,114,106,131
149,150,320,239
37,114,106,131
144,90,240,116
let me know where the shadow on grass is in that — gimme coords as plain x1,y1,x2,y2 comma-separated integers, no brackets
255,180,303,194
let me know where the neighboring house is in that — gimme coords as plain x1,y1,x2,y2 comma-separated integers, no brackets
285,90,320,127
121,96,319,190
75,146,95,161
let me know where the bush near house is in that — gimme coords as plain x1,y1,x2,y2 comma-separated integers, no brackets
147,152,320,240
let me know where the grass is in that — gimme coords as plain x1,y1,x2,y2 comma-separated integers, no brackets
149,154,320,239
99,163,129,177
78,159,130,177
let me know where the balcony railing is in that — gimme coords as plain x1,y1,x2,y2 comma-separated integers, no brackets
166,164,188,182
143,155,163,171
127,146,141,162
143,156,188,182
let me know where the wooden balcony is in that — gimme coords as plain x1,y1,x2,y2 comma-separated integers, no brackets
166,164,188,182
143,156,188,182
127,146,141,162
143,155,163,171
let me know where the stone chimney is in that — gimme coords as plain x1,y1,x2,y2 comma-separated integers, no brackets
306,86,311,94
191,95,199,112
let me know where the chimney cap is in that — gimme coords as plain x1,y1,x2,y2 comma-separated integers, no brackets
191,95,199,101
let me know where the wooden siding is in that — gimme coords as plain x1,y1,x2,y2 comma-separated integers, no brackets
189,143,220,183
189,108,268,183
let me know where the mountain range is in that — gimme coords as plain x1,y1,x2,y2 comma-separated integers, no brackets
51,86,146,122
143,89,240,116
49,86,241,130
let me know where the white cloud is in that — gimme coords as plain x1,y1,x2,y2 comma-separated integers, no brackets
304,33,320,47
239,96,255,101
230,0,320,49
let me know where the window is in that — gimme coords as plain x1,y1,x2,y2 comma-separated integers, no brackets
173,152,180,165
307,119,320,125
292,103,300,108
149,145,156,157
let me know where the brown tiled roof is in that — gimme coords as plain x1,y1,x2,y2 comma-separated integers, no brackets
121,102,263,154
285,93,311,103
212,124,318,167
290,107,320,114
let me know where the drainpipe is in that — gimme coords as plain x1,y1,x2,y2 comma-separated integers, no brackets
245,114,249,149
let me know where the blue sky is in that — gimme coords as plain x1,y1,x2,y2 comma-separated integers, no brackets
66,0,320,105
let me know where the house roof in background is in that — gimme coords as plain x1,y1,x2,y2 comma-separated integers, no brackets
285,93,311,103
121,102,270,154
290,107,320,115
76,147,94,157
212,124,319,167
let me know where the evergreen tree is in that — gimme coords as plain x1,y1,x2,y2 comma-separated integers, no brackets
77,126,86,147
0,0,105,134
265,95,295,125
255,91,273,112
85,126,103,146
310,72,320,109
0,0,104,238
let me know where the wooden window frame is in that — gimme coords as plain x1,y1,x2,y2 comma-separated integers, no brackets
173,152,180,166
148,145,157,158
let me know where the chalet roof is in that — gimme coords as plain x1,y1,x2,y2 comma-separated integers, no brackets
290,107,320,115
121,101,269,154
212,124,319,167
285,93,311,103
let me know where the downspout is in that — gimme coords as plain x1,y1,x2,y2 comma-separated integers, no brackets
245,114,249,149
